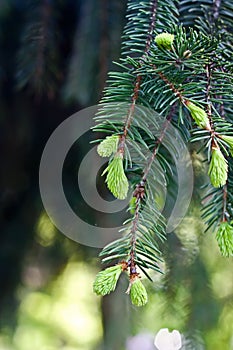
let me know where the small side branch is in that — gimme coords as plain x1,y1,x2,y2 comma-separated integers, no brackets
143,108,174,181
128,189,144,275
127,108,174,275
218,68,226,120
118,75,141,154
155,68,184,102
119,0,159,155
222,184,228,222
206,64,213,127
205,64,218,147
144,0,158,54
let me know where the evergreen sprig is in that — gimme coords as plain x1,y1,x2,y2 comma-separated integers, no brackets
93,0,233,305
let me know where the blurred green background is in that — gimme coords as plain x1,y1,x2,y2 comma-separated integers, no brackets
0,1,233,349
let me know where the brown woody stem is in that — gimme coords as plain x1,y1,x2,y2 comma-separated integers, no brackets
222,185,228,222
155,69,185,102
119,0,158,155
128,108,175,275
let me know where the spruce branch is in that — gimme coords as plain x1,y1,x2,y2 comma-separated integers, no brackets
204,63,228,188
101,108,174,279
127,110,174,275
126,275,148,306
216,221,233,257
151,64,211,130
118,0,159,157
102,153,129,200
92,0,233,305
95,0,163,200
205,64,214,129
222,185,228,222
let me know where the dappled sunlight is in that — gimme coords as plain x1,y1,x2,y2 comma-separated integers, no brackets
50,262,102,345
12,262,103,350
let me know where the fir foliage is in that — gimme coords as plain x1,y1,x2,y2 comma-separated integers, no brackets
185,102,210,130
155,32,174,50
93,0,233,303
208,147,228,188
128,276,148,307
216,221,233,257
221,135,233,149
102,154,129,200
97,135,119,158
93,264,123,296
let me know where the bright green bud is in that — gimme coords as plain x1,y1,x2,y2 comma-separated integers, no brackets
216,222,233,257
97,135,119,157
129,196,137,215
155,33,174,50
221,135,233,157
185,101,210,129
208,148,228,187
102,154,129,200
93,265,122,296
221,135,233,152
129,277,148,307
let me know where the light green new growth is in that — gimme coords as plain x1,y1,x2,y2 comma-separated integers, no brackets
185,101,210,129
221,135,233,157
102,154,129,200
129,277,148,307
97,135,119,157
208,148,228,187
93,264,123,296
129,196,137,215
216,222,233,257
221,135,233,148
155,32,174,50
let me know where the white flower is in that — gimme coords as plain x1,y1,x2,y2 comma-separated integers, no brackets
154,328,182,350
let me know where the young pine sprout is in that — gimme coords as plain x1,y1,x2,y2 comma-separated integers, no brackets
185,101,211,130
220,135,233,157
127,275,148,307
216,221,233,257
208,147,228,188
221,135,233,148
93,264,124,296
155,32,174,50
97,135,119,157
102,153,129,200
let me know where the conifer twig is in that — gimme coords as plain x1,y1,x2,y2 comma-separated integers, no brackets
119,0,159,155
205,64,218,147
128,108,174,275
222,184,228,222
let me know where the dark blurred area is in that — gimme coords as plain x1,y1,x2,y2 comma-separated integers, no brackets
0,1,233,350
0,0,125,338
